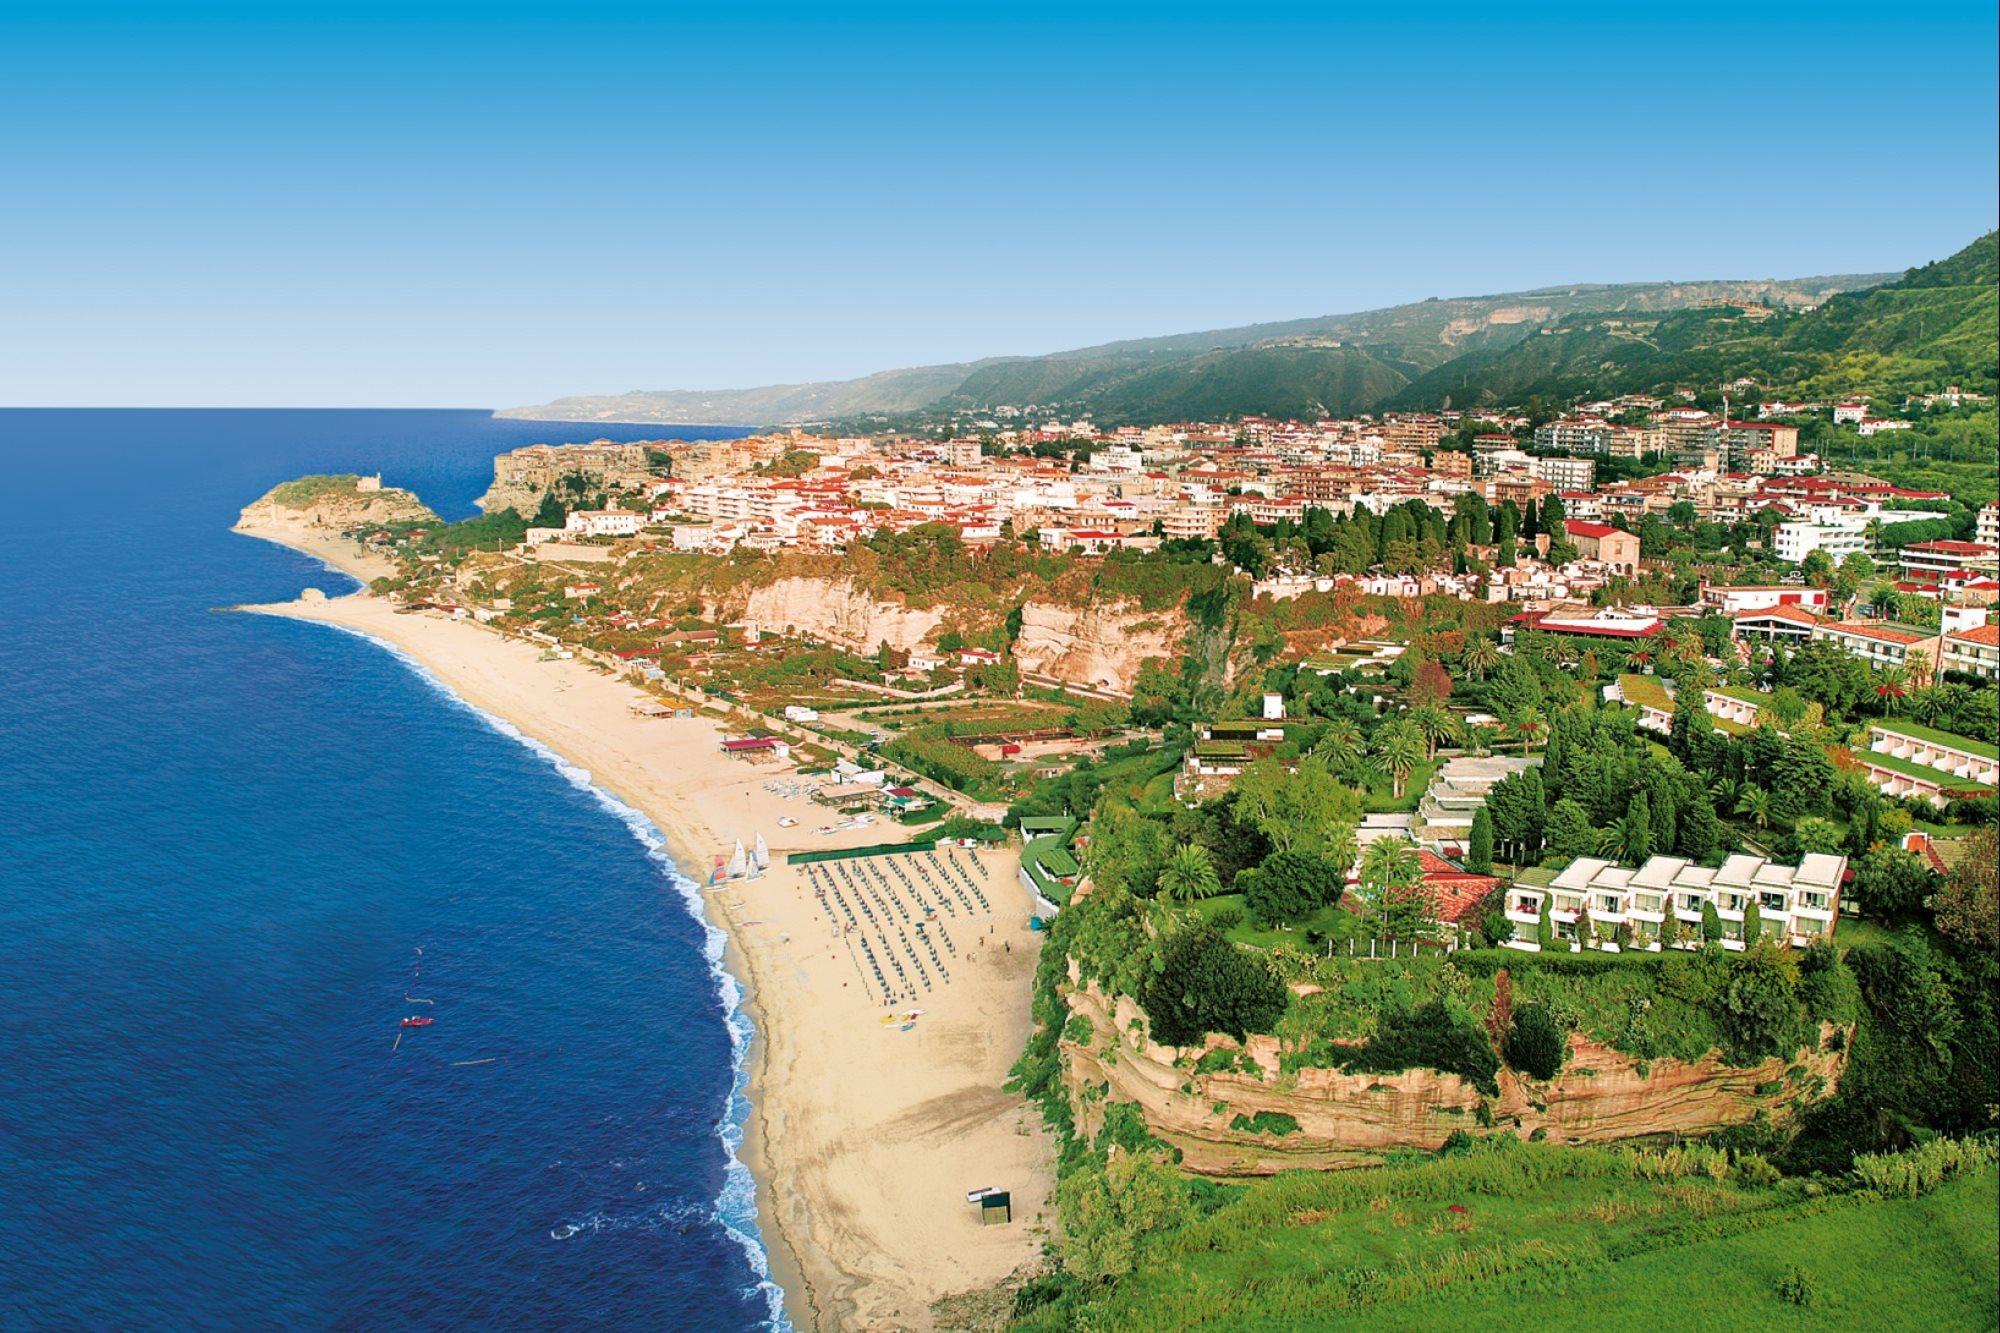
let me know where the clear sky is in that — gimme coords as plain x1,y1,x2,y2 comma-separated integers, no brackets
3,1,1995,407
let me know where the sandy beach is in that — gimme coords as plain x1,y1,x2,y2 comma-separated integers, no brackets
235,520,1053,1330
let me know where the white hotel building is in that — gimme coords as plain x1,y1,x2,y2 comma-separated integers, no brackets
1506,853,1845,952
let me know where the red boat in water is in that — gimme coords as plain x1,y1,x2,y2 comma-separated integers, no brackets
400,1016,434,1029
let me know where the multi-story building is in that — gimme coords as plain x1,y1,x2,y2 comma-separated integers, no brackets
1506,852,1846,951
1532,454,1596,492
1722,421,1799,470
1160,503,1223,541
1488,472,1552,510
1976,504,2000,548
1608,425,1664,459
1429,449,1473,481
1533,418,1612,455
1900,540,1999,581
1944,622,2000,680
1773,514,1870,564
1851,720,1998,806
1381,415,1445,451
1808,620,1932,672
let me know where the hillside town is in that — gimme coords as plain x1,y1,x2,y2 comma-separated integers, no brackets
270,366,1999,1330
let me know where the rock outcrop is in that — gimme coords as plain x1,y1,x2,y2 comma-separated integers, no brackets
1012,600,1186,697
237,474,436,533
1061,983,1844,1176
740,577,949,655
475,441,656,515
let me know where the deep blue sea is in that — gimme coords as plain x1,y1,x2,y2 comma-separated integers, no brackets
0,409,787,1328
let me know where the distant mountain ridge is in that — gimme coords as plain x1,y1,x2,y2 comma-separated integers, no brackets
495,247,1996,427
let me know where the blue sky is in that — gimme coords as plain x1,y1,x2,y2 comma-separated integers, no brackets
2,2,1994,407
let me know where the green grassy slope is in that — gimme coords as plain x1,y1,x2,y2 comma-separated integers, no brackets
1016,1146,1998,1331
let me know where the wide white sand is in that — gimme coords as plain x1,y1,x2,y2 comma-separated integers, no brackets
234,519,1053,1330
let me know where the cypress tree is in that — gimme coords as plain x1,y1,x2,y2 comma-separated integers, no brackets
1468,807,1494,873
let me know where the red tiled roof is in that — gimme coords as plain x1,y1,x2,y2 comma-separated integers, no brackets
1565,520,1623,539
1821,621,1929,646
1734,605,1824,625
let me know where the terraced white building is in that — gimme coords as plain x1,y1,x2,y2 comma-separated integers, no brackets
1506,852,1846,952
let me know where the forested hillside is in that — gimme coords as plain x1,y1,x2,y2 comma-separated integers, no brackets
500,264,1898,426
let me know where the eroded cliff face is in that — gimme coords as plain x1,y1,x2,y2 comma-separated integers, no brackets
1013,600,1186,697
738,576,950,654
1060,982,1844,1176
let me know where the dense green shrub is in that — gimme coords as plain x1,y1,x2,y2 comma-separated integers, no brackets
1505,1003,1567,1080
1341,1000,1501,1095
1241,849,1344,925
1142,924,1289,1048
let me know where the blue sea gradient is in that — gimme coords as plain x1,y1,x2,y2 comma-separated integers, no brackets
0,409,787,1327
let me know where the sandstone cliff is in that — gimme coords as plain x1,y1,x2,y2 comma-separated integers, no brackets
1013,600,1186,697
738,576,950,655
1060,982,1844,1176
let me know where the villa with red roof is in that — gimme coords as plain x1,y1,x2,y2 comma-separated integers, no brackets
1562,520,1639,574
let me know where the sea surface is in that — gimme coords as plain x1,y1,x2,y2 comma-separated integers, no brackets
0,409,785,1328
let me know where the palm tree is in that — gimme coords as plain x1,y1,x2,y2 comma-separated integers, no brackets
1373,720,1427,799
1313,718,1365,774
1505,706,1546,755
1155,843,1223,905
1910,684,1953,726
1905,647,1933,689
1461,636,1500,682
1735,786,1773,830
1710,775,1745,811
1409,704,1461,760
1359,839,1427,941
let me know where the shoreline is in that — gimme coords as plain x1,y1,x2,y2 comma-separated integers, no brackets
232,518,1053,1330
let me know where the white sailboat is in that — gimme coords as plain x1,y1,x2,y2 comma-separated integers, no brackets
752,833,770,872
727,840,748,879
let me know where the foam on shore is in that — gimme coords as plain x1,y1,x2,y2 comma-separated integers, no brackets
308,619,790,1330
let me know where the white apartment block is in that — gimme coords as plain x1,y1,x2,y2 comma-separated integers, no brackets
1977,504,1999,548
1506,853,1846,952
563,508,645,538
1532,454,1596,492
1773,515,1869,564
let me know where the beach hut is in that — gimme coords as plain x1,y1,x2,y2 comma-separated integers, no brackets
979,1191,1012,1226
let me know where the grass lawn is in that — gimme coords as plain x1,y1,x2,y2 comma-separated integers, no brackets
1359,756,1439,814
1021,1147,1998,1332
1192,892,1351,950
1412,1168,1998,1329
